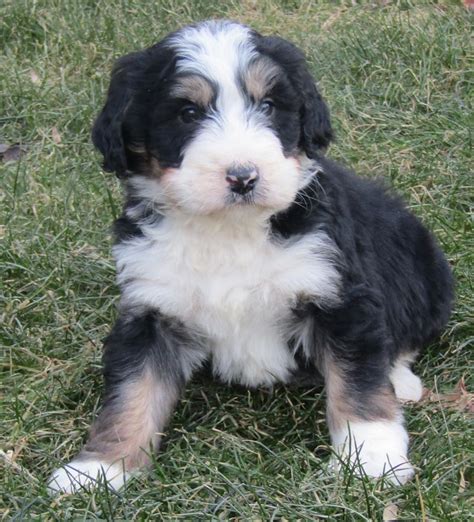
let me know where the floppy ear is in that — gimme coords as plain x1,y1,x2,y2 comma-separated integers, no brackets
92,51,148,177
254,35,333,158
298,62,333,157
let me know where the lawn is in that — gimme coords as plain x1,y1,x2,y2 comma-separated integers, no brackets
1,0,473,519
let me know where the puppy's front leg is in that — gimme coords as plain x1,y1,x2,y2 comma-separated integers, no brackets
48,310,202,494
315,290,415,485
325,353,414,485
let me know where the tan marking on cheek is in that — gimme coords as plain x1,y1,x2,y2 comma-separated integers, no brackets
149,157,162,177
289,156,300,167
147,158,178,178
161,168,179,191
244,57,281,101
162,167,178,177
171,75,214,107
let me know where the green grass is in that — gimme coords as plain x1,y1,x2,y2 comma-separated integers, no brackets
1,0,473,519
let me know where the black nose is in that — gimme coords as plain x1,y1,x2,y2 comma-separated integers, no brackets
225,164,259,195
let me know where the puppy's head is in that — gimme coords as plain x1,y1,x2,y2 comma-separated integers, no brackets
93,20,332,215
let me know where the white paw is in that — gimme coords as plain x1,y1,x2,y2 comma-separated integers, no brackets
48,459,130,495
332,420,415,485
390,364,423,402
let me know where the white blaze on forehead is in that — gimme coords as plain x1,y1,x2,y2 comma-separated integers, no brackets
169,21,255,81
169,21,256,114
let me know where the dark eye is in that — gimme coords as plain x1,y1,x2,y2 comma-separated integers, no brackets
260,99,275,116
180,105,202,123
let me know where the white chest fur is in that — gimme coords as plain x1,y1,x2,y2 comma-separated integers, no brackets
113,211,341,387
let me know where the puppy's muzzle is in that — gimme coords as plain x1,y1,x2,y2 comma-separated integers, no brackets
225,164,259,195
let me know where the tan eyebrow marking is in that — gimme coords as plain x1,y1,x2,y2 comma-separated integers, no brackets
170,75,214,106
243,57,281,100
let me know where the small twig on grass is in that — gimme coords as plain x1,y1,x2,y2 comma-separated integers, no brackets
0,449,39,483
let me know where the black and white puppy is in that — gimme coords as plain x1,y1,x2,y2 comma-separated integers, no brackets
49,20,453,493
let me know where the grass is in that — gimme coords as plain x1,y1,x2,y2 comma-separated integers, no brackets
1,0,473,519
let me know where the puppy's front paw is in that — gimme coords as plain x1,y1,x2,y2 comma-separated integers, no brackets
48,459,130,495
332,420,414,485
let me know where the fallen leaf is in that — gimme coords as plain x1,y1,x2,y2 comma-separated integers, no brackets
0,449,38,483
0,144,27,163
383,503,399,521
52,126,62,144
422,378,474,414
30,69,40,85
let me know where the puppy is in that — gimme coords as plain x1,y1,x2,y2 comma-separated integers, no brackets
48,20,453,493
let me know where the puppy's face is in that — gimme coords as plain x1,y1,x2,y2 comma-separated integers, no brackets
93,21,332,216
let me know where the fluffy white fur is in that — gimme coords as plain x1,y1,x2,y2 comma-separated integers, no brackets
331,419,414,485
114,208,341,387
48,459,130,494
390,361,424,402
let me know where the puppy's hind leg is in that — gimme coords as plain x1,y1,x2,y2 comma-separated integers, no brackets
48,310,204,494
